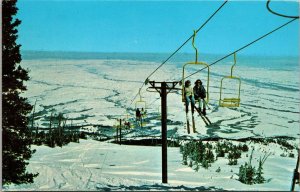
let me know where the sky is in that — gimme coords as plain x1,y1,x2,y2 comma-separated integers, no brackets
17,0,299,56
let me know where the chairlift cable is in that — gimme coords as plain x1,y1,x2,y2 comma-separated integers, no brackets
129,0,228,106
266,0,299,19
149,98,160,106
182,17,298,81
144,0,228,82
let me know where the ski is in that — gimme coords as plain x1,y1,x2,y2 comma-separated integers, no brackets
291,153,299,191
203,112,212,124
186,114,190,134
192,115,196,133
199,112,209,126
194,107,210,126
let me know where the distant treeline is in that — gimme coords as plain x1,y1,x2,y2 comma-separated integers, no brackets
31,129,87,147
30,111,88,147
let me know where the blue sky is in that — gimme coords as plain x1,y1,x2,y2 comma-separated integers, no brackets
17,0,299,56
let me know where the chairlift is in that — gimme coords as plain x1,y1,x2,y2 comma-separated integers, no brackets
135,88,146,110
134,89,148,127
182,30,210,104
219,53,241,107
135,88,147,118
122,112,134,129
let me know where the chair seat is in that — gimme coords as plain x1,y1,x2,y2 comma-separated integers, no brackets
220,98,240,107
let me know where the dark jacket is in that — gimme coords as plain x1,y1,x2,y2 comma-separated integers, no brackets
136,109,141,117
193,84,206,100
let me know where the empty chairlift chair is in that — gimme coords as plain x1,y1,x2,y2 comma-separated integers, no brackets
219,53,241,107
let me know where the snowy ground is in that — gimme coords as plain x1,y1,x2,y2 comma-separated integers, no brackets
4,139,299,191
5,53,299,190
21,56,299,140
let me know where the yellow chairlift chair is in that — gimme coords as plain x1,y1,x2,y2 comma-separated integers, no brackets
135,88,147,126
182,30,210,105
135,88,147,116
219,53,241,107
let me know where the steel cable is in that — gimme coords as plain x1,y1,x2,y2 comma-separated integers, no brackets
129,0,228,105
182,17,298,81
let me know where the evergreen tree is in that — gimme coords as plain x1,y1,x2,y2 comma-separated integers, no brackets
2,0,38,184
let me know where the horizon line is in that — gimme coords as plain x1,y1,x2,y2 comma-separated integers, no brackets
21,50,299,57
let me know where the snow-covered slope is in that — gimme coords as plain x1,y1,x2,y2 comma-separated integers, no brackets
4,139,299,191
7,54,298,191
21,57,299,139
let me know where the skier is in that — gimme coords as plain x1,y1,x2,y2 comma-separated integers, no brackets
136,108,143,126
193,79,206,115
136,108,141,122
184,80,195,115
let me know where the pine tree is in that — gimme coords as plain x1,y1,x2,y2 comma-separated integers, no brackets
2,0,38,184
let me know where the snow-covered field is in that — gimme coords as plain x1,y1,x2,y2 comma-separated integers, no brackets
4,52,299,190
5,139,299,191
21,54,299,140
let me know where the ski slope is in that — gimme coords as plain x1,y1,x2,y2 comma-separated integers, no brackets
4,139,299,191
5,54,298,190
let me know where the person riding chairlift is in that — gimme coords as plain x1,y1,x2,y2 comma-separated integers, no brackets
193,79,206,115
141,108,147,117
136,108,143,126
124,121,131,129
136,108,141,121
184,80,195,116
